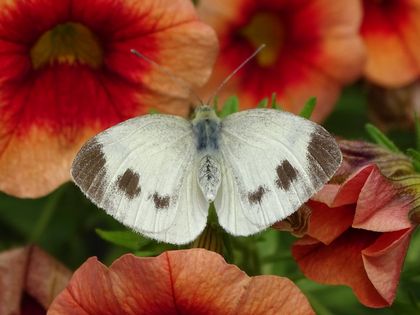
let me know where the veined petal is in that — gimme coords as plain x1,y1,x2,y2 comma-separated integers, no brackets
48,249,314,315
362,228,413,305
354,167,413,232
0,246,71,314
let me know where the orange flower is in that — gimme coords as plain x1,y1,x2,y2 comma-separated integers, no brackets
361,0,420,87
198,0,365,122
48,249,314,315
0,0,218,198
0,246,71,315
290,164,415,308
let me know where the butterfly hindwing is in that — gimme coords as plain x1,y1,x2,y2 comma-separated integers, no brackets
215,109,342,236
139,157,209,244
71,114,209,244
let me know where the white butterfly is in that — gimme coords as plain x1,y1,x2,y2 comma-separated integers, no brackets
71,105,342,244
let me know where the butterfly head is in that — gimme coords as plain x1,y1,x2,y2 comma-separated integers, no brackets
193,105,219,122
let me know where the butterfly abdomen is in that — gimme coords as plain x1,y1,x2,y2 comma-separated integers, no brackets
197,154,221,202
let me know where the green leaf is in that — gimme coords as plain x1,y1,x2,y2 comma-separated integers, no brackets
257,97,268,108
219,95,239,118
299,97,317,119
148,108,159,114
415,112,420,151
407,148,420,172
365,123,401,153
96,229,151,250
270,93,281,110
270,93,277,108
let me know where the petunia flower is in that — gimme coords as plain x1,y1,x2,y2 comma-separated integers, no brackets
289,160,416,308
0,246,71,315
197,0,365,122
361,0,420,87
48,249,315,315
0,0,218,198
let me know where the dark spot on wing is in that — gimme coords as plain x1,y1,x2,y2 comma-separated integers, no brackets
248,186,267,205
152,192,170,210
116,169,141,199
306,128,342,184
275,160,298,190
71,139,107,201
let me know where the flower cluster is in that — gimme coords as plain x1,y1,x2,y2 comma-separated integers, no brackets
0,0,419,314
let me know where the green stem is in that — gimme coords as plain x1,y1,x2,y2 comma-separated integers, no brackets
29,184,66,243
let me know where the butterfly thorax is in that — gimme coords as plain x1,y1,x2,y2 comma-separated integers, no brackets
192,106,222,202
192,105,221,151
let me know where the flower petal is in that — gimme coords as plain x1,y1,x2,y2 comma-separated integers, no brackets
313,164,376,207
293,230,390,307
234,276,315,315
0,127,92,197
49,249,314,315
0,247,27,315
26,246,72,308
362,228,413,305
361,0,420,86
306,200,354,245
395,0,420,70
0,246,71,314
353,167,413,232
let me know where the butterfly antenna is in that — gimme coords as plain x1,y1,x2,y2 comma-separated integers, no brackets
206,44,266,105
130,49,204,106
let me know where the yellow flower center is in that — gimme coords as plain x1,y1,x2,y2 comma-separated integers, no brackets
30,22,103,70
241,12,284,67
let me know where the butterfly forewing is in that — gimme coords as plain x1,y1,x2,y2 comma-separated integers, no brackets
216,109,342,236
71,114,209,243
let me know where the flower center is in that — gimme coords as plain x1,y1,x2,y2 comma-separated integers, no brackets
30,22,103,70
241,12,284,67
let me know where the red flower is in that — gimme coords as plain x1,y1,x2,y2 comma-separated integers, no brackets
0,246,71,315
48,249,315,315
0,0,218,197
291,164,415,307
198,0,365,122
361,0,420,87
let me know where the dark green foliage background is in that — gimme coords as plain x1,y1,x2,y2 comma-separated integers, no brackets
0,83,419,314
